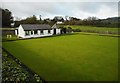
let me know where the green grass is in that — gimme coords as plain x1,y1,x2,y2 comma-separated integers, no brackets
2,35,18,41
3,33,118,81
65,25,119,34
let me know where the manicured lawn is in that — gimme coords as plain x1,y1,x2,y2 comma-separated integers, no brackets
3,33,118,81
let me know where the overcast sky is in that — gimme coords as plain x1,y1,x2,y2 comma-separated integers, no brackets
1,0,119,20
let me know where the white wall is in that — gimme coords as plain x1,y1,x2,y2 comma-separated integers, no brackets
23,29,53,38
56,28,61,34
17,24,61,38
51,23,61,35
18,25,25,38
15,29,18,35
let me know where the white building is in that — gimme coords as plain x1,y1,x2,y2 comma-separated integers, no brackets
15,24,61,38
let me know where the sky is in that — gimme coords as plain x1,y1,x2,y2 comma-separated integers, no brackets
1,0,119,20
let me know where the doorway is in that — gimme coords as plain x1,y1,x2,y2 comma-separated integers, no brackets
53,29,56,35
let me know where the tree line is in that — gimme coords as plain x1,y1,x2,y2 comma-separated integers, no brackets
1,8,120,28
64,16,120,28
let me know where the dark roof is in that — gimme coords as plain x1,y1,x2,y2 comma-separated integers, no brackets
21,24,52,30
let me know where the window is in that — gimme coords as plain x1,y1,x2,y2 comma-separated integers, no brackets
40,30,43,34
25,31,29,35
34,30,38,34
48,30,51,34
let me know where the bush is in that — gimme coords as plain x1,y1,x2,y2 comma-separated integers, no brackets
2,35,18,41
72,29,81,32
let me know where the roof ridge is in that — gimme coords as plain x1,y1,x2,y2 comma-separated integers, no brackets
20,24,52,30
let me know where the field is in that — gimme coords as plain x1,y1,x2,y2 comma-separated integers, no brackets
3,33,118,81
64,25,119,34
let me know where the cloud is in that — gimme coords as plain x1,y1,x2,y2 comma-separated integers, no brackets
1,2,118,20
95,3,118,18
1,0,119,2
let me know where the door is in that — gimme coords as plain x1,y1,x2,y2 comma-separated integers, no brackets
53,29,56,35
31,30,33,35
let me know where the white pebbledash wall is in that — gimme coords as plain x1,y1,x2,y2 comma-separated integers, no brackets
56,29,61,34
18,25,25,38
16,25,61,38
24,30,53,38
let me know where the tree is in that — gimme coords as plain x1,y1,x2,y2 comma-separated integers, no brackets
69,17,80,21
24,15,38,24
43,18,51,24
86,16,98,21
83,16,99,26
67,27,73,33
53,16,64,22
14,15,39,27
1,8,13,27
0,8,2,27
